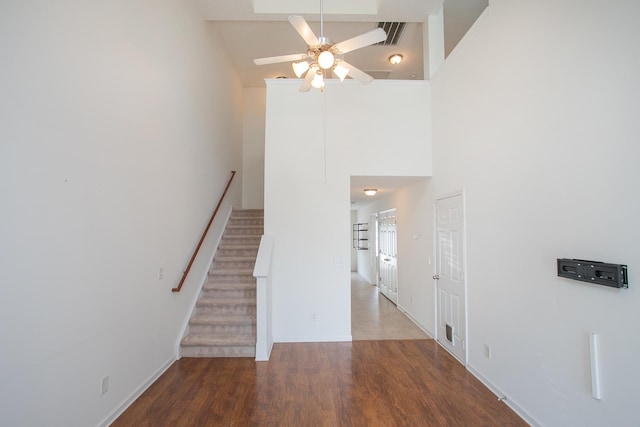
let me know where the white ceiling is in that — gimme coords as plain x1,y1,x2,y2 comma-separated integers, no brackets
199,0,487,88
351,176,430,207
213,19,426,87
197,0,486,206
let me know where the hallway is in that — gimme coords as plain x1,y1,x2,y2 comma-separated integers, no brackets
351,273,430,340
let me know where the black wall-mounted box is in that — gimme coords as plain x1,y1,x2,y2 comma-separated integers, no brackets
557,259,628,289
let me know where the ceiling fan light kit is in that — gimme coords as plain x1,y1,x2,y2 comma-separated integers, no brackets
311,70,325,89
333,63,349,81
253,0,387,92
317,50,335,69
292,61,310,78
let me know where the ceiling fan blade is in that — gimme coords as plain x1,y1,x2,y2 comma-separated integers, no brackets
339,61,374,85
254,53,307,66
289,15,320,47
299,68,316,92
333,28,387,54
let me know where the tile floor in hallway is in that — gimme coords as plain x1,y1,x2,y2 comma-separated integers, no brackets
351,272,430,340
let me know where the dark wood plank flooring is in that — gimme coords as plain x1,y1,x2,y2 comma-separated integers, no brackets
113,340,525,426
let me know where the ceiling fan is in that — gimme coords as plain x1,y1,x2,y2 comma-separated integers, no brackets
253,1,387,92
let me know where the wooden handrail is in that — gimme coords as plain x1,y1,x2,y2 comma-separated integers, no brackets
172,170,236,292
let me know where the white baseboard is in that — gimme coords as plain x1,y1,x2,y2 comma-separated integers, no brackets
98,355,176,427
255,340,274,362
466,364,541,427
396,303,434,339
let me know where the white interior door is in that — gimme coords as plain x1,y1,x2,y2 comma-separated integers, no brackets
435,194,466,364
370,213,379,285
378,209,398,304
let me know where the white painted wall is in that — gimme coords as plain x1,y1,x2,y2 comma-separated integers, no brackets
242,88,266,209
355,179,435,335
264,80,431,342
430,0,640,424
0,1,243,425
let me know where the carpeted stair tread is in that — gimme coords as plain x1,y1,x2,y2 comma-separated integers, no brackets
197,296,255,305
209,269,254,275
230,214,263,218
207,275,254,283
220,238,261,243
190,314,255,325
203,282,256,290
182,334,256,347
229,221,264,227
197,297,255,306
214,256,257,262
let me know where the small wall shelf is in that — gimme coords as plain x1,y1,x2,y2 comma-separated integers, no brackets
353,223,369,250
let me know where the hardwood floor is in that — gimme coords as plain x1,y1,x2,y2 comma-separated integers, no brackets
113,274,525,426
113,340,526,426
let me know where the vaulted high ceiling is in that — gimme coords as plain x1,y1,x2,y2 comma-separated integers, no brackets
198,0,487,88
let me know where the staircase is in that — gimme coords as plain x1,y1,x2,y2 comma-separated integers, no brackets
180,209,264,358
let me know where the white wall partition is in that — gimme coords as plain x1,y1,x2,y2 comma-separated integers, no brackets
430,0,640,424
264,80,432,342
0,1,243,425
254,235,275,361
242,88,267,209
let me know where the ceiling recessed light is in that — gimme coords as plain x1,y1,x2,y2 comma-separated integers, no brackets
388,54,403,65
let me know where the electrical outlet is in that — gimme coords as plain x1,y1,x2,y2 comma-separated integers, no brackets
311,312,317,321
101,375,110,395
484,344,492,360
158,267,164,280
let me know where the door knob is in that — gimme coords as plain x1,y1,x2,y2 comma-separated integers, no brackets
433,274,440,280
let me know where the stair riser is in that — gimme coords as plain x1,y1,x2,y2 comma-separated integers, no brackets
208,274,255,284
195,305,257,316
180,345,256,358
216,248,259,257
221,237,261,246
231,210,264,218
202,289,256,299
203,282,255,290
229,218,264,226
224,228,264,236
188,324,256,335
211,261,256,270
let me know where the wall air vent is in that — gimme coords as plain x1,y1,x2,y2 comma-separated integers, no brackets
375,22,406,46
